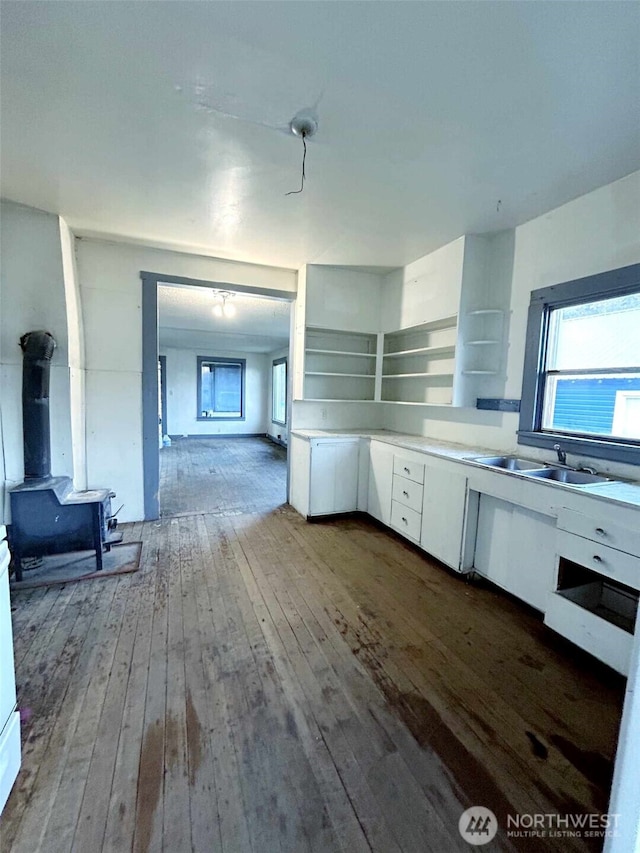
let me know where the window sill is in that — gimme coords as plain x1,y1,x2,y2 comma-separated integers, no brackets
518,430,640,465
197,416,245,422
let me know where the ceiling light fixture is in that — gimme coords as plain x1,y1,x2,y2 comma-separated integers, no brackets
211,290,236,318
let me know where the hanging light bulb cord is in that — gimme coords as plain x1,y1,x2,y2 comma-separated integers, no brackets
286,131,307,196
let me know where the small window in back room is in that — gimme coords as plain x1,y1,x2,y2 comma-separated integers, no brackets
272,358,287,425
197,356,245,419
541,293,640,440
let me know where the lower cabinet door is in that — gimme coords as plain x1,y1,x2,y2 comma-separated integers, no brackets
390,500,422,542
420,466,467,570
474,495,556,612
0,561,17,729
0,711,21,816
367,441,394,526
309,440,359,515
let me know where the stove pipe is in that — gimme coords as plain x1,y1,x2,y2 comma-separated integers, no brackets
20,330,56,481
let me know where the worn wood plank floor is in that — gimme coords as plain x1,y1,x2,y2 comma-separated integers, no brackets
159,436,286,518
1,441,625,852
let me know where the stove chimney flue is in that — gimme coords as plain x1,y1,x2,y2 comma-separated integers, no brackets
20,330,56,481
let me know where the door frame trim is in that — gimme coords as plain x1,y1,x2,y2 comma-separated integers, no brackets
141,271,294,520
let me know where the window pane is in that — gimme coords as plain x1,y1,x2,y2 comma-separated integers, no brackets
547,293,640,371
542,374,640,439
272,361,286,423
200,365,214,412
200,361,242,418
214,365,241,413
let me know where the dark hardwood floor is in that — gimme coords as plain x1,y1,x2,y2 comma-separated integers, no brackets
1,438,625,852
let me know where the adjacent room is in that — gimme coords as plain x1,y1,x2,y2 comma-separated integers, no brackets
1,2,639,852
156,284,290,517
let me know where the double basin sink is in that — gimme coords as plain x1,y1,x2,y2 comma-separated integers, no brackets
469,456,612,487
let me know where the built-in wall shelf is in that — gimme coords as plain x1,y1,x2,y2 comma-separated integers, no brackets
293,238,514,412
302,398,378,403
382,372,454,380
305,348,376,358
379,400,454,407
454,307,507,404
383,344,455,359
304,326,377,401
381,317,457,405
305,372,375,379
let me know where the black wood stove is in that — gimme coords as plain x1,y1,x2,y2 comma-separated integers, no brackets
9,330,121,582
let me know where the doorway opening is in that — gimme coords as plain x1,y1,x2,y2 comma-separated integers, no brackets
142,272,294,520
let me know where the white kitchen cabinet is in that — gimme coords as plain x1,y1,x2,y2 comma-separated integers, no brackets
474,496,556,612
367,440,394,525
309,439,360,515
290,435,364,518
289,434,312,517
0,528,20,816
420,466,469,571
544,508,640,675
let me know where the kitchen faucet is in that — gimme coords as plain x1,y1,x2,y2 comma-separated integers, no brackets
553,443,567,465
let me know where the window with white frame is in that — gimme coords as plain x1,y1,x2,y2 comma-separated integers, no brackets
519,264,640,463
272,358,287,425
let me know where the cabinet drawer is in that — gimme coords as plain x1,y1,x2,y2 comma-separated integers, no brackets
557,508,640,558
393,456,424,485
390,501,422,542
544,592,632,676
557,530,640,591
392,475,423,513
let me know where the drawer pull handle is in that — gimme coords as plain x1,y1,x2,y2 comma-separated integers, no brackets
593,555,603,563
402,491,409,497
404,467,410,474
595,528,606,536
402,517,408,524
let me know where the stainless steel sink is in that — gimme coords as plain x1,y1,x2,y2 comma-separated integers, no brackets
470,456,544,471
521,468,611,485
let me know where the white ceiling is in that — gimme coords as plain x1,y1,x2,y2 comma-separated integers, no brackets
158,284,290,353
1,2,639,270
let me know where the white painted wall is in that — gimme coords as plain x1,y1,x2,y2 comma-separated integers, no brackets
291,401,384,431
0,202,76,523
160,346,268,437
380,237,465,331
305,265,383,333
75,237,296,521
266,346,289,444
382,170,640,481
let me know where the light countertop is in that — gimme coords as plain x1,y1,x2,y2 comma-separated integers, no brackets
290,428,640,510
